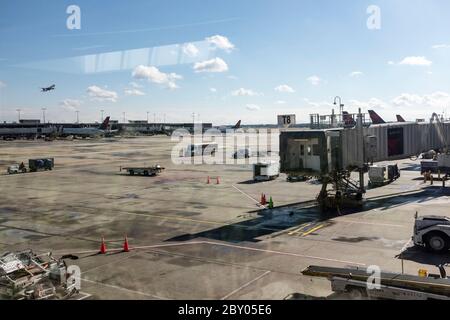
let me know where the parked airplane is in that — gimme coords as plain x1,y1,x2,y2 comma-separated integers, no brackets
58,117,115,138
396,115,406,122
368,110,386,125
217,120,241,133
41,84,55,92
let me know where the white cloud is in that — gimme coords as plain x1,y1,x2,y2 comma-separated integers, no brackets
307,75,322,86
246,104,261,111
275,100,286,105
59,99,82,111
274,84,295,93
432,44,450,49
129,81,143,89
206,35,235,52
132,65,182,89
86,86,118,102
227,75,238,80
210,88,217,93
349,98,388,110
231,88,260,96
350,71,364,78
182,43,199,57
399,56,432,66
387,61,395,65
0,80,5,88
392,92,450,108
193,57,229,73
124,88,146,96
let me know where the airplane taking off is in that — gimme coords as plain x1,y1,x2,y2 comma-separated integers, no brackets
41,84,55,92
59,116,115,138
396,115,406,122
368,110,386,125
217,120,241,133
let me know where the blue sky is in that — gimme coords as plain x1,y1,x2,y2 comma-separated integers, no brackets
0,0,450,125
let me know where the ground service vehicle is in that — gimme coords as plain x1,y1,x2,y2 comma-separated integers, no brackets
413,213,450,253
7,164,27,174
302,265,450,300
120,165,165,176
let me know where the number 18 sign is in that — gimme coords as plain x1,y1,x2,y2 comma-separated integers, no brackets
277,114,296,128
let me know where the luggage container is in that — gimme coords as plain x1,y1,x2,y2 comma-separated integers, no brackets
253,162,280,182
29,158,54,172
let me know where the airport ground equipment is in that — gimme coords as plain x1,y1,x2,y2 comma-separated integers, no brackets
368,164,400,187
0,250,78,300
253,161,280,182
280,110,450,211
28,158,54,172
120,164,165,176
302,265,450,300
233,148,251,159
413,213,450,253
7,163,27,174
184,143,218,157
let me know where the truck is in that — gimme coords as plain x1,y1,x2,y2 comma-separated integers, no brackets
29,158,54,172
253,161,280,182
7,163,27,174
120,164,164,176
302,265,450,300
232,148,251,159
413,213,450,253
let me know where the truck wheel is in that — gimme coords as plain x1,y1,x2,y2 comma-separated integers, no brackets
129,170,134,176
425,232,449,253
144,171,149,176
347,287,367,300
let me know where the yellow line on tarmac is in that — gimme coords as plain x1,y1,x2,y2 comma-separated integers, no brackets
287,222,313,236
301,224,325,237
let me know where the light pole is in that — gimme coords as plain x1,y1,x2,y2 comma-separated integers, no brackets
122,112,126,123
16,109,21,122
333,96,344,123
146,111,149,123
101,109,104,122
163,113,166,125
76,110,79,123
42,108,46,123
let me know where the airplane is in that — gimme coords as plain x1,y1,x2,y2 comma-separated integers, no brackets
41,84,55,92
342,111,356,127
368,110,386,125
217,120,242,133
58,116,116,138
396,115,406,122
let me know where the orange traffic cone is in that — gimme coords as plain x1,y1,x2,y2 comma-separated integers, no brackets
99,237,107,254
260,194,266,205
207,176,211,184
123,235,130,252
263,194,267,205
216,177,220,184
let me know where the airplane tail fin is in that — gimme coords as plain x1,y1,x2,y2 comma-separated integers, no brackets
99,116,110,130
342,111,356,126
396,115,406,122
368,110,386,124
233,120,241,129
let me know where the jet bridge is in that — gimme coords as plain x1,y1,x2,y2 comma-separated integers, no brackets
279,111,450,211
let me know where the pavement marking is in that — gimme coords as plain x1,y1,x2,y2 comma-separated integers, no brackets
221,271,272,300
288,222,313,236
59,240,366,267
231,184,265,208
81,277,168,300
301,224,325,237
200,241,366,266
333,219,407,228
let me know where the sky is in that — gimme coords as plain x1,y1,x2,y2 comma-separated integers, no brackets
0,0,450,125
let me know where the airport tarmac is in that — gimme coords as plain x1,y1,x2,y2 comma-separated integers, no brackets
0,135,449,300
